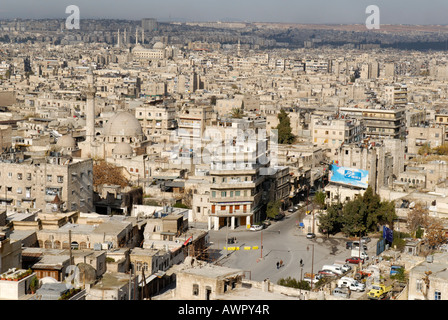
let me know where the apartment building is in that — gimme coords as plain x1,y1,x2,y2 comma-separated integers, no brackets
0,150,93,212
340,106,406,139
135,101,177,140
310,114,364,155
407,125,445,156
207,118,270,229
385,84,408,107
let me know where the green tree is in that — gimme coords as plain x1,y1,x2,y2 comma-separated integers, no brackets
266,200,281,219
276,109,295,144
341,196,368,237
314,190,326,210
318,203,343,238
418,143,432,155
230,108,244,119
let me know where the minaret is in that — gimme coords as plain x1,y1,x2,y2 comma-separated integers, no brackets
117,29,121,47
85,69,96,144
135,27,138,45
124,28,127,46
142,28,144,44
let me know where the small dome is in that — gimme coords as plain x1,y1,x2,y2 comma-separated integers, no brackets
56,135,76,148
103,111,143,138
153,42,165,49
113,142,133,155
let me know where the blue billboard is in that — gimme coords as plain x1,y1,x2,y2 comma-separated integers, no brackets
329,164,369,188
383,226,394,243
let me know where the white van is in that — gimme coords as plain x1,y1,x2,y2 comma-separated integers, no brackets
322,264,344,275
351,249,368,260
338,277,366,292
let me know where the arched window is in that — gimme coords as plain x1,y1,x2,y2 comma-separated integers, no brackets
70,241,79,250
54,240,61,249
44,240,52,249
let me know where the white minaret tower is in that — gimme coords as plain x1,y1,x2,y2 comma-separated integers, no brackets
85,69,96,144
124,28,127,46
142,28,144,44
117,29,121,47
135,27,138,45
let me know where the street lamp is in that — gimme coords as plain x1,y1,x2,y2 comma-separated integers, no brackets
307,244,315,290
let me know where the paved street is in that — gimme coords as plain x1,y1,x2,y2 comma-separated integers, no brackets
208,209,377,284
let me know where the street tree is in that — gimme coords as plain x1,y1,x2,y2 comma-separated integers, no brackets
276,109,295,144
318,203,343,238
407,202,429,238
424,217,447,249
266,200,281,219
93,160,129,188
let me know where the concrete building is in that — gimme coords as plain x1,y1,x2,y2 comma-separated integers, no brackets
310,114,364,156
0,150,93,212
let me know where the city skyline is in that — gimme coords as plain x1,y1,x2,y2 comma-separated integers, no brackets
0,0,447,25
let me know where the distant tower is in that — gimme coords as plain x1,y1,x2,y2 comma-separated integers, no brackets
135,28,138,45
117,29,121,47
85,69,96,144
124,28,127,46
237,39,241,57
142,28,144,44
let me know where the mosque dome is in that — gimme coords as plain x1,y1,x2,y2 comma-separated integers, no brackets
112,142,133,156
56,135,77,149
103,111,143,138
153,42,165,49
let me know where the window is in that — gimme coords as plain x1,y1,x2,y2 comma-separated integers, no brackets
17,173,22,180
193,284,199,296
57,176,63,183
416,279,423,291
47,175,52,182
221,191,227,197
235,191,241,197
435,291,441,300
211,191,216,198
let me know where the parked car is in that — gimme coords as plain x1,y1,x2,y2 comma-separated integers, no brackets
345,257,364,264
334,263,352,273
262,220,271,228
250,224,264,231
293,205,300,210
288,207,295,212
274,212,285,221
361,236,371,243
318,269,338,277
338,277,366,292
306,232,316,239
346,241,353,249
332,287,351,298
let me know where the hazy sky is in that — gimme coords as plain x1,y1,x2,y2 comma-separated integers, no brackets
0,0,448,25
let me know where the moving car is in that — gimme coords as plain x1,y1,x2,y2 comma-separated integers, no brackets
306,232,316,239
345,256,364,264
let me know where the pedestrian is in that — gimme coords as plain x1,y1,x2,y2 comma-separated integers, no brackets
276,261,279,269
280,259,283,267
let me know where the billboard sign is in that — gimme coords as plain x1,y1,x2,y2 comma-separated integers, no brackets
329,164,369,188
383,226,394,243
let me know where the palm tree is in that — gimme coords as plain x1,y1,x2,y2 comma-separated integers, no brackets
230,108,244,119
